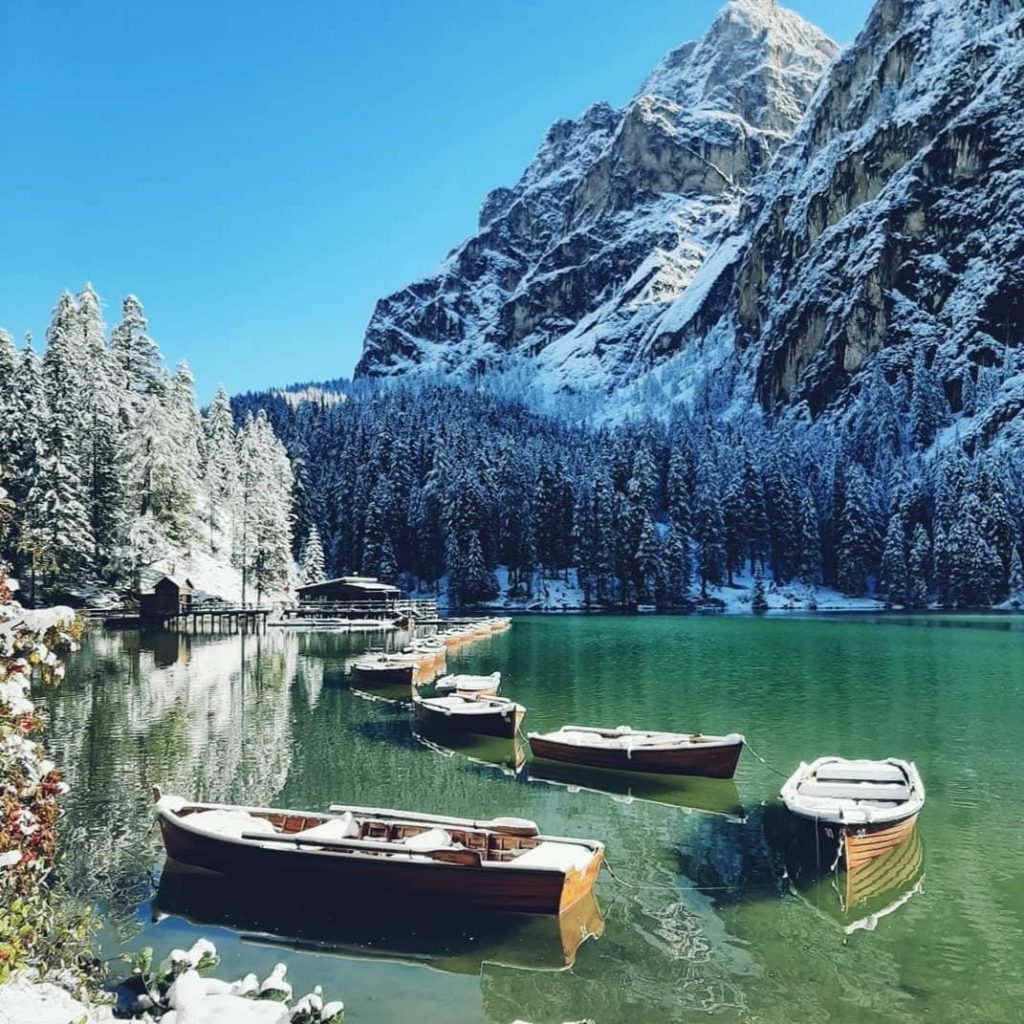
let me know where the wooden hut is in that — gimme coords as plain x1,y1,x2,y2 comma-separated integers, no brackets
140,576,194,622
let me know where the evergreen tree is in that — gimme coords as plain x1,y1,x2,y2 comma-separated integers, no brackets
203,386,238,553
301,525,327,585
947,495,1000,608
910,348,948,448
751,565,768,614
961,367,976,416
1008,546,1024,608
878,514,908,607
908,524,931,609
836,465,879,596
796,487,822,586
693,454,725,599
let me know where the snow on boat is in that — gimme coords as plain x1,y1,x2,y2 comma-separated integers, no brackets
527,725,745,779
153,789,601,915
351,646,445,686
414,694,525,739
779,757,925,870
350,655,416,686
435,672,501,697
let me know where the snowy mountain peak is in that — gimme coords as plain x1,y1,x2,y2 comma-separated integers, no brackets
637,0,836,132
355,1,835,385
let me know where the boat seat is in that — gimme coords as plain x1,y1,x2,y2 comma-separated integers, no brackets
507,841,592,873
402,827,454,853
798,781,911,802
815,762,906,784
187,810,277,839
293,813,360,843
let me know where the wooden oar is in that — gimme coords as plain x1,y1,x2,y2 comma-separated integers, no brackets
241,831,483,866
327,805,539,837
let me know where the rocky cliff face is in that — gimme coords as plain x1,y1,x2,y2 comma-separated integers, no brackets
355,0,837,389
646,0,1024,418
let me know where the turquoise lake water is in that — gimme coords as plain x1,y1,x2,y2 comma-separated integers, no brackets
42,614,1024,1023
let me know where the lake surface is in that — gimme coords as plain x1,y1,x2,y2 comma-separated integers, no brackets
41,615,1024,1023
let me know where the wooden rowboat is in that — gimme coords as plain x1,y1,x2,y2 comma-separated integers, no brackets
153,789,601,915
414,694,525,739
350,655,416,686
436,672,501,697
351,647,445,687
779,757,925,870
527,725,745,779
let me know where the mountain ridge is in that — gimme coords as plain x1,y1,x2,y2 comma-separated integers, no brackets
355,0,837,390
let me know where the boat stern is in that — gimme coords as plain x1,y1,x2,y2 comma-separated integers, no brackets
558,842,604,915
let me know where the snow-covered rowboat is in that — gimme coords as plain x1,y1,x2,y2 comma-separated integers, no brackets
414,694,525,738
435,672,501,697
153,788,600,915
350,655,416,686
779,757,925,870
527,725,745,779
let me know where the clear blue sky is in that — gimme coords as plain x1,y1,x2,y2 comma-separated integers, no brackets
0,0,872,401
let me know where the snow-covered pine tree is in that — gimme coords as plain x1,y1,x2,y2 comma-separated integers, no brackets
378,534,399,585
1008,546,1024,608
26,294,95,587
634,511,661,605
908,523,931,609
203,386,238,553
109,295,161,398
234,412,294,605
796,487,821,586
657,524,690,607
77,283,129,580
960,367,976,416
836,465,879,596
751,565,768,614
693,454,725,600
947,495,1000,608
301,525,327,585
462,531,498,605
878,513,909,608
0,329,16,427
910,348,949,449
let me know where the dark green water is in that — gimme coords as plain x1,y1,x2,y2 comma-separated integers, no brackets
41,615,1024,1023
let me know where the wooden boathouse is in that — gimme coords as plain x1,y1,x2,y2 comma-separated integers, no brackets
139,576,194,621
285,575,437,624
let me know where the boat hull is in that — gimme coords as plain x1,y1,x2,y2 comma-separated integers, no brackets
155,862,603,972
415,702,524,739
528,735,743,779
844,813,920,871
351,663,415,686
156,812,596,916
782,810,921,872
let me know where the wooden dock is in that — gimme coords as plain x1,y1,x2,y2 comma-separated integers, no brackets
162,607,270,632
279,598,437,624
91,607,270,633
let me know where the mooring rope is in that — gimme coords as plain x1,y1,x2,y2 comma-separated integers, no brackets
601,856,774,895
742,737,789,779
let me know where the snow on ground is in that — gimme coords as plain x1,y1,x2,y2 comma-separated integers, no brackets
0,972,114,1024
705,566,885,614
410,564,885,614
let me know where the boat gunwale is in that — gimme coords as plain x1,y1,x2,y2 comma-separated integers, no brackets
414,694,524,716
526,726,745,752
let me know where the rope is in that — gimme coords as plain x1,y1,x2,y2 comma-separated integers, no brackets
743,737,789,779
